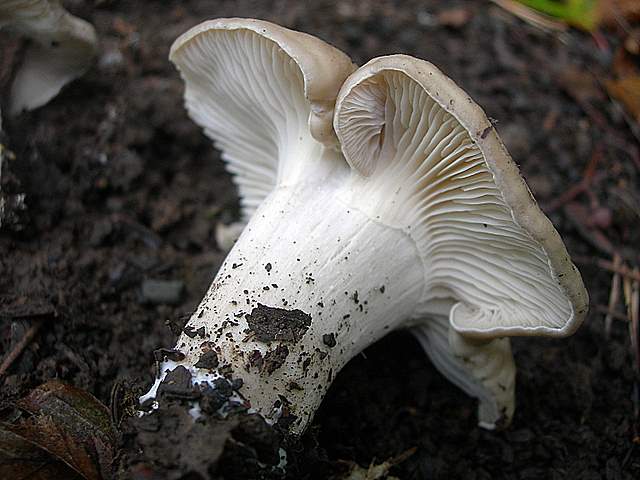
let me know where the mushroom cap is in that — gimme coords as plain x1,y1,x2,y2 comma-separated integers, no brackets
169,18,356,220
171,18,354,107
334,55,588,338
170,18,356,149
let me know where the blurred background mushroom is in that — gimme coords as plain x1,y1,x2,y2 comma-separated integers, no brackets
0,0,97,115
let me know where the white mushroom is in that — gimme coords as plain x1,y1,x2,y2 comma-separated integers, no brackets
0,0,98,115
147,18,588,434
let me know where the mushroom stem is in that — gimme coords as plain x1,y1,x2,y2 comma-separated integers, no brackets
156,152,425,432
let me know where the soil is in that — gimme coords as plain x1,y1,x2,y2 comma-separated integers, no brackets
1,1,640,479
245,304,312,344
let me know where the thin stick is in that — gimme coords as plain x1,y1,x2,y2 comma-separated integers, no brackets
624,269,640,442
0,321,42,376
575,257,640,282
630,270,639,373
595,305,628,323
544,147,603,213
605,254,622,338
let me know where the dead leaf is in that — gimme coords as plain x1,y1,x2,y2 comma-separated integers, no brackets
0,380,116,480
624,29,640,55
606,76,640,122
0,426,82,480
338,448,416,480
598,0,640,27
557,67,605,104
612,46,638,79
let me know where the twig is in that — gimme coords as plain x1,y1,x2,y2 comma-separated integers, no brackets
628,269,639,372
605,254,623,338
599,259,640,283
595,305,628,323
623,267,640,443
574,256,640,282
606,95,640,145
544,146,603,213
0,321,42,376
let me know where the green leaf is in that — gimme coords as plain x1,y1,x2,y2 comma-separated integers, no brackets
517,0,599,30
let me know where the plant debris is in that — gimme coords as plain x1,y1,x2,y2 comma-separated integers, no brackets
0,380,116,480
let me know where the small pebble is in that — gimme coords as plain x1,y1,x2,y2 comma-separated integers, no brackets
141,279,184,305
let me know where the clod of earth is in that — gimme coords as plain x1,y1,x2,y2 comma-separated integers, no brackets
142,17,589,435
245,303,312,343
194,350,219,371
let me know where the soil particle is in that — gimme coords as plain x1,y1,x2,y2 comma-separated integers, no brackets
315,348,328,360
212,377,234,398
140,279,185,305
265,262,272,272
128,402,239,479
322,333,337,348
263,345,290,374
245,303,311,343
248,349,264,370
199,377,237,414
183,325,206,338
200,386,227,414
228,414,282,465
275,397,299,432
288,381,303,391
158,366,197,400
194,350,219,371
302,357,312,374
231,378,243,391
216,416,285,479
153,348,185,363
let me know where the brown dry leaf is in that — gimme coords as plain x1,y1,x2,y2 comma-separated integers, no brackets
0,380,116,480
557,67,605,104
606,76,640,122
624,29,640,55
612,46,638,79
0,426,81,480
598,0,640,27
338,448,416,480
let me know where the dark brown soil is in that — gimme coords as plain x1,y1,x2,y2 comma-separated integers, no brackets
1,1,639,479
245,304,312,344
